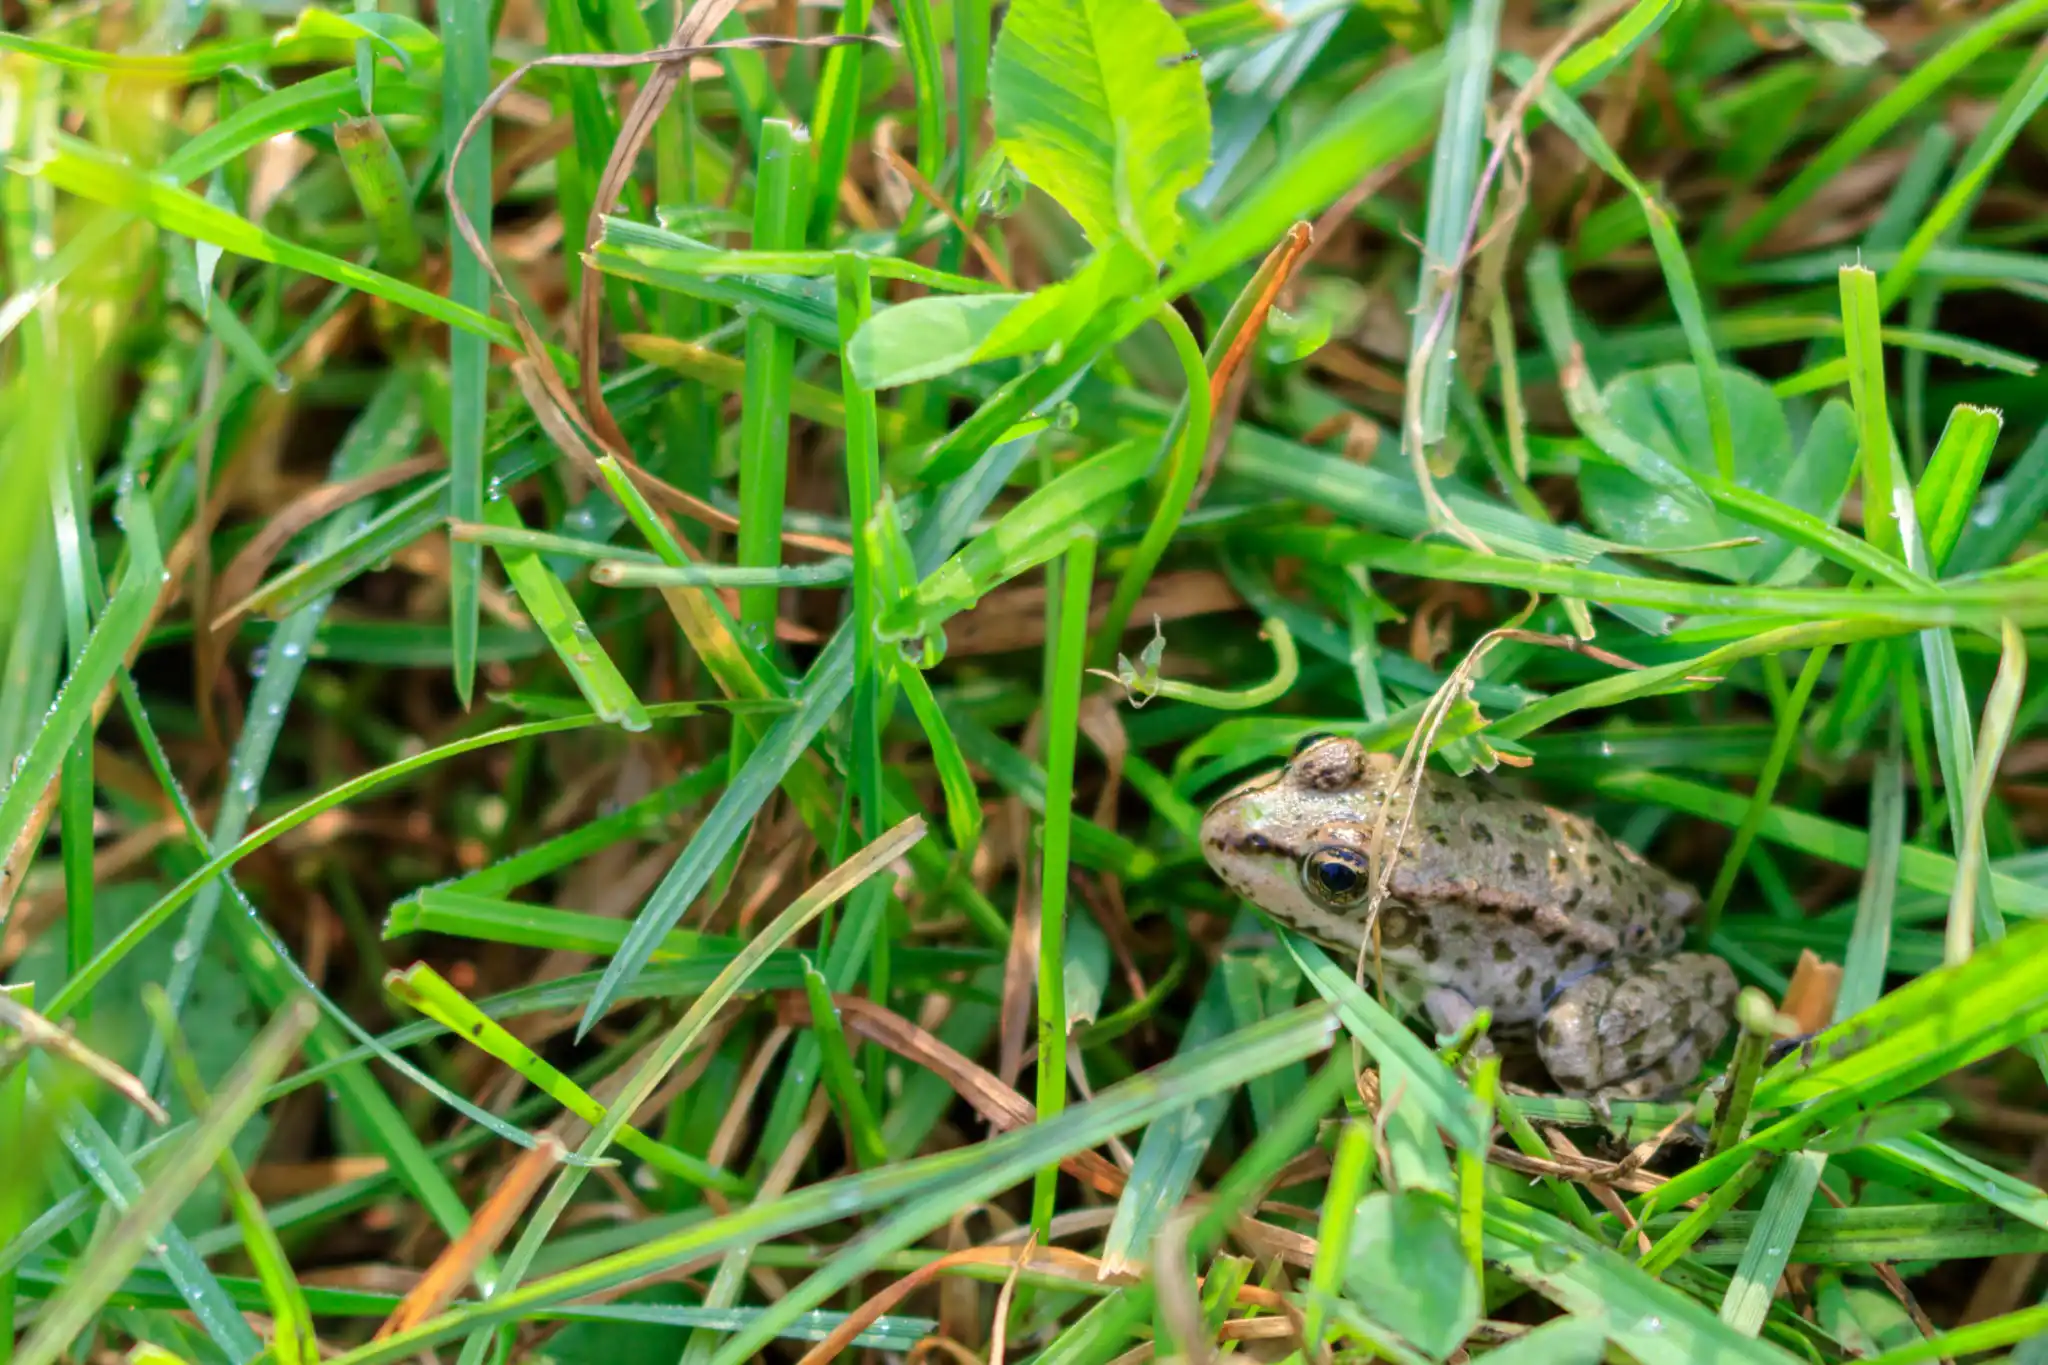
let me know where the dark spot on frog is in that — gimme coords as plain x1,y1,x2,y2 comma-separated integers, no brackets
1515,965,1535,991
1509,851,1530,876
1557,942,1586,967
1428,824,1449,845
1562,887,1584,909
1520,812,1547,833
1418,932,1441,962
1548,851,1567,874
1538,1017,1559,1047
1586,852,1605,870
1508,905,1536,926
1590,903,1614,924
1453,954,1470,973
1493,940,1513,962
1542,976,1557,998
1469,822,1495,845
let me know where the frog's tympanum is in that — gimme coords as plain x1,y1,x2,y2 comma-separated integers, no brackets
1201,736,1736,1099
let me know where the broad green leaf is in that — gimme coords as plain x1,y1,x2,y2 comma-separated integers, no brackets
991,0,1211,263
1579,363,1858,582
1346,1191,1480,1361
846,244,1150,389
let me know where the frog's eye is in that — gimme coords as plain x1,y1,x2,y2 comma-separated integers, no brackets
1292,731,1335,758
1302,847,1370,907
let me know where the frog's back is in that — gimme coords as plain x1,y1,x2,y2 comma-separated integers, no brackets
1398,766,1696,959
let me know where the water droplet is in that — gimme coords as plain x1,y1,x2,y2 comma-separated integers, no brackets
1534,1243,1572,1272
248,646,268,678
1637,1316,1663,1336
279,640,304,660
171,940,194,963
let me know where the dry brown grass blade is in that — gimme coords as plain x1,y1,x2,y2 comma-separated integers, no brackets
373,1134,567,1337
1210,223,1311,409
0,989,170,1124
987,1231,1033,1365
797,1245,1116,1365
438,21,885,556
874,142,1016,289
777,990,1129,1195
578,0,744,448
210,454,444,632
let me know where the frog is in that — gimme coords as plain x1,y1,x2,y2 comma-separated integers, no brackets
1200,735,1737,1099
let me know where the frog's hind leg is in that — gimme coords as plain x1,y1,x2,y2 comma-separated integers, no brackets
1535,955,1738,1100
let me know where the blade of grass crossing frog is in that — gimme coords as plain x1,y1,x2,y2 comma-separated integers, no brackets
122,372,425,1151
144,989,319,1365
17,1000,316,1365
1594,771,2048,915
440,0,494,707
1098,957,1240,1275
44,1072,266,1361
452,818,929,1365
1409,0,1501,450
1279,927,1480,1155
480,497,652,732
0,485,158,918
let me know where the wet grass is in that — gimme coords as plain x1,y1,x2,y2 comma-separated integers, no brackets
3,0,2048,1359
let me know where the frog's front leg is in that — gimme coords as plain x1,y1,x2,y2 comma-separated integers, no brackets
1535,955,1737,1099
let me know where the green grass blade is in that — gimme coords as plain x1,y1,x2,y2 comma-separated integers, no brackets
480,497,652,732
439,0,495,708
141,988,319,1365
15,997,315,1365
0,485,159,906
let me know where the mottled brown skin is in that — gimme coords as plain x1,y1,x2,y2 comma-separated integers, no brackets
1200,736,1737,1099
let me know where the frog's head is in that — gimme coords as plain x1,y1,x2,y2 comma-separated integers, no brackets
1199,735,1402,931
